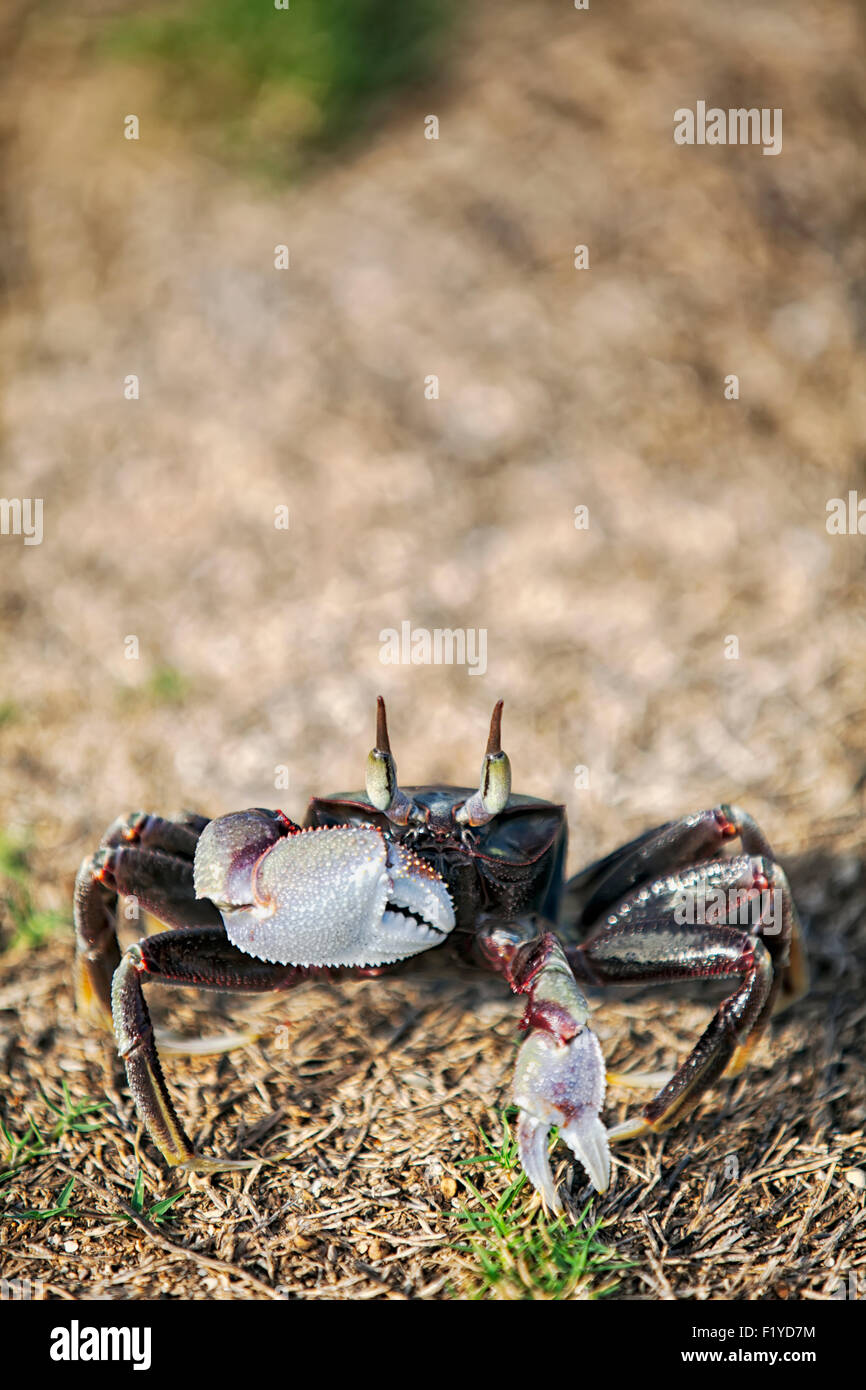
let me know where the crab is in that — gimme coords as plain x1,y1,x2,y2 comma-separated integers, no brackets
73,699,808,1214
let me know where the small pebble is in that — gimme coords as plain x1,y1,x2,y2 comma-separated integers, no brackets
63,1240,78,1254
440,1175,457,1200
845,1168,866,1190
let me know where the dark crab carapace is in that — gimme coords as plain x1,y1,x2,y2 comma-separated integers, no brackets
73,698,808,1213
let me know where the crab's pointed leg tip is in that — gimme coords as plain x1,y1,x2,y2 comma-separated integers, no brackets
175,1156,261,1174
517,1112,562,1215
561,1113,611,1194
607,1115,652,1144
606,1068,673,1092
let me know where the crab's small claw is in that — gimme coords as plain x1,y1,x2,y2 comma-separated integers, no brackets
513,1015,610,1213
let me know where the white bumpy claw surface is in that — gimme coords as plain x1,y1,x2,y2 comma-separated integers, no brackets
202,822,455,968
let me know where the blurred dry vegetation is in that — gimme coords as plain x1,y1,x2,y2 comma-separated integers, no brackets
0,0,865,1299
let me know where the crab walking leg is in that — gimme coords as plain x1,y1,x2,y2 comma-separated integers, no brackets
73,858,122,1030
111,926,386,1168
568,857,795,1139
577,926,774,1141
74,813,219,1028
476,923,610,1213
566,820,809,1015
562,804,776,931
581,848,802,1025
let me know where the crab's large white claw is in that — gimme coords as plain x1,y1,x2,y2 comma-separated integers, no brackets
513,1026,610,1214
195,814,455,968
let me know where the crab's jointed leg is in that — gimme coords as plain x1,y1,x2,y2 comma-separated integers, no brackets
566,833,805,1141
563,803,808,1010
111,925,385,1168
73,812,216,1030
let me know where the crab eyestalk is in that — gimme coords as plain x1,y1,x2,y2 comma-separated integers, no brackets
455,700,512,828
365,696,420,826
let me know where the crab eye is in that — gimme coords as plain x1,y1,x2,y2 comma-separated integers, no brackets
364,697,420,826
455,700,512,828
366,747,397,812
479,749,511,817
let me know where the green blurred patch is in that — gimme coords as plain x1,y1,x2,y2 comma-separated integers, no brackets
0,830,29,887
101,0,453,177
0,830,66,953
0,700,20,728
117,663,191,711
145,664,190,706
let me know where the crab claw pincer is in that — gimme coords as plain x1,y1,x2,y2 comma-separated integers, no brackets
513,1019,610,1214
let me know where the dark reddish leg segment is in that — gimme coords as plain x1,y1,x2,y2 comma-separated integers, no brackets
73,812,216,1028
572,924,774,1131
94,845,222,929
475,920,592,1040
111,811,210,858
73,859,122,1029
111,927,388,1167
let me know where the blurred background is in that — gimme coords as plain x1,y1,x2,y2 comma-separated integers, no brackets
0,0,863,869
0,0,864,1299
